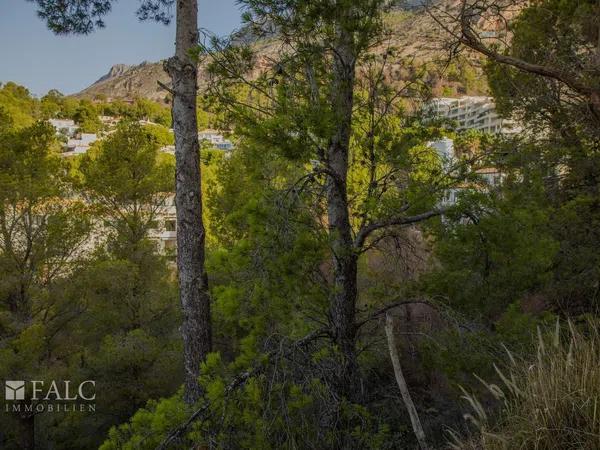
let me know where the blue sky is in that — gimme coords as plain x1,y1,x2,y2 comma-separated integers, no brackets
0,0,243,96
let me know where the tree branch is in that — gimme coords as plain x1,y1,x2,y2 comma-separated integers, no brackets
354,207,446,251
426,1,599,106
459,27,597,101
157,80,174,96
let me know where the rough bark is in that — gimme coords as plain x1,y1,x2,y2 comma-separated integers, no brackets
326,25,360,396
166,0,211,405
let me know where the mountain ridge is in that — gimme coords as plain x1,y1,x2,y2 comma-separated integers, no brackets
74,3,490,102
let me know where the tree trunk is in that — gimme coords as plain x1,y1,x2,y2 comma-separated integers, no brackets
167,0,211,405
17,413,34,450
326,27,359,397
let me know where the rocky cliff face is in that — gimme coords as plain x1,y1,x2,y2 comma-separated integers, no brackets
94,64,133,84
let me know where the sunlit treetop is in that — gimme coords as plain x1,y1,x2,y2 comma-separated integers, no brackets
27,0,175,34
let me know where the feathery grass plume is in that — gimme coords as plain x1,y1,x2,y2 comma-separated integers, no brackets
449,319,600,449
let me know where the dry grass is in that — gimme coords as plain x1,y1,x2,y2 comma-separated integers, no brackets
449,320,600,450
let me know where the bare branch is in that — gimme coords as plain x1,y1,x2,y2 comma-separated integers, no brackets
354,207,447,251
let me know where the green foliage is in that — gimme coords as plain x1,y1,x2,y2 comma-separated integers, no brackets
444,58,487,95
0,115,93,448
484,5,600,310
197,104,223,129
101,350,398,450
100,394,189,450
5,0,600,448
485,0,599,138
73,100,102,132
0,113,180,449
130,98,171,126
423,189,558,319
143,122,174,145
206,142,327,357
0,82,39,127
495,303,555,353
419,327,497,389
40,89,79,119
79,121,174,250
420,131,562,321
95,98,171,126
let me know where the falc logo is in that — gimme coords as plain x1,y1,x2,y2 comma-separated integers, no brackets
4,380,95,401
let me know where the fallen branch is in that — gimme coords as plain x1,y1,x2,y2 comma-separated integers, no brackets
385,313,429,450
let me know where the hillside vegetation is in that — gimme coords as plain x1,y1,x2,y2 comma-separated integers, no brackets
1,0,599,448
76,5,488,102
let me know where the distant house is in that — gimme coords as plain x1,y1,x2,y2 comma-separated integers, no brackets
198,129,234,151
214,141,234,151
63,133,98,156
160,145,175,155
426,96,521,135
99,115,119,127
49,118,101,156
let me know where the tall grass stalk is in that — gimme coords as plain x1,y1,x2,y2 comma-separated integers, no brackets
450,320,600,449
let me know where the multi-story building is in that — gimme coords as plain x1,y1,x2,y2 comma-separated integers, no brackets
147,194,178,256
48,118,79,137
428,137,455,168
427,96,520,135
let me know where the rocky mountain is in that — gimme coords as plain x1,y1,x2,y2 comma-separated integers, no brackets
93,63,132,84
75,4,489,102
76,61,171,102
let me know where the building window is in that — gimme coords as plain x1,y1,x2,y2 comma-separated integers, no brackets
165,219,176,232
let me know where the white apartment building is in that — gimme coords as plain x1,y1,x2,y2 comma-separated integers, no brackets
428,137,455,168
160,131,235,153
147,194,177,256
427,96,520,135
48,118,99,156
48,118,79,137
429,137,504,208
63,133,98,156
